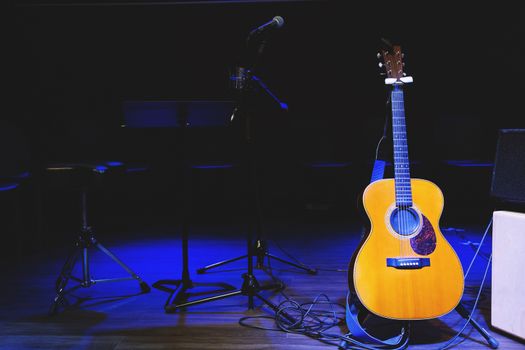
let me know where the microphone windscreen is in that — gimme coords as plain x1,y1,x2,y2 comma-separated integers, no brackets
273,16,285,29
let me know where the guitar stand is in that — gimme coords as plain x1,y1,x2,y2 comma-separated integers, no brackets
50,189,150,315
455,303,499,349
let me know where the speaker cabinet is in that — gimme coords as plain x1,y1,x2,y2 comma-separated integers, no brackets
492,210,525,340
491,129,525,203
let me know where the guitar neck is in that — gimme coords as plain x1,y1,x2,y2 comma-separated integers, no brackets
391,85,413,207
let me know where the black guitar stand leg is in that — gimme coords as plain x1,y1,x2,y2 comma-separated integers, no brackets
50,190,150,315
455,303,499,349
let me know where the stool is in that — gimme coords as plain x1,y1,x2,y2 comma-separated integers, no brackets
49,162,150,315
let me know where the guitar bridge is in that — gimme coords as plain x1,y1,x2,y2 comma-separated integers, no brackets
387,257,430,270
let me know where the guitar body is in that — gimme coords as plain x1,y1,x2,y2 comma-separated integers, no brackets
350,178,464,320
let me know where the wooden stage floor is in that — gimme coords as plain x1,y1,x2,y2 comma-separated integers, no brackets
1,219,523,349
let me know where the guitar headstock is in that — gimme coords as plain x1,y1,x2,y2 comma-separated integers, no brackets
378,43,413,85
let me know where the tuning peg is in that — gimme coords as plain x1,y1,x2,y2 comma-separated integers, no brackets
378,62,384,68
403,73,407,76
377,52,382,59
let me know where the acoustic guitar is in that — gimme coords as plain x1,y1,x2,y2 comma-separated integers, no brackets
349,45,464,320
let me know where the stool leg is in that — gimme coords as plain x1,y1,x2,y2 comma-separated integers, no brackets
95,242,150,293
50,247,82,315
50,188,151,315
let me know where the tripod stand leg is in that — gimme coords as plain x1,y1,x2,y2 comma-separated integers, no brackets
95,242,150,293
266,253,317,275
82,247,91,286
50,246,84,315
49,283,83,315
55,247,81,292
196,254,249,274
455,303,499,349
166,289,244,312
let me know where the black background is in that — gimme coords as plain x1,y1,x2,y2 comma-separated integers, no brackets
2,1,525,250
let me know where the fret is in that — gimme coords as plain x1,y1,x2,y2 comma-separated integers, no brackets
391,85,412,207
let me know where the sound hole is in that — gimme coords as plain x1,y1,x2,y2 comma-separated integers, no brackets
390,207,420,236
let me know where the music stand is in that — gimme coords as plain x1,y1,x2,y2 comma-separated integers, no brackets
123,99,240,311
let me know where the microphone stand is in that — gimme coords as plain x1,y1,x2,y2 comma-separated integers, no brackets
197,38,316,277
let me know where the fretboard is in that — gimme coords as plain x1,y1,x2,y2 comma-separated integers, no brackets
391,85,413,207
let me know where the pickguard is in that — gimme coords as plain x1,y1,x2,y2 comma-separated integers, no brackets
410,215,436,255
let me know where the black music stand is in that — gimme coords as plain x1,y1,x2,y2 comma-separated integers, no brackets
124,100,240,311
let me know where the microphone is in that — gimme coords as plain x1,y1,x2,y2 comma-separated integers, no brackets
248,16,285,38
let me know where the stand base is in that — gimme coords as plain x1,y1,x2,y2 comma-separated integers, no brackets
455,303,499,349
153,278,237,313
49,233,150,315
163,273,285,313
197,240,317,275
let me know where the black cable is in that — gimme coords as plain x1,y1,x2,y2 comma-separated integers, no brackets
240,219,494,350
240,289,408,350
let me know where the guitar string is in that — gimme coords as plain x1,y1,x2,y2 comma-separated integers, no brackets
400,87,409,258
394,86,409,311
393,88,400,256
396,86,411,311
393,88,404,258
403,88,411,257
392,88,402,257
394,86,408,258
399,87,411,258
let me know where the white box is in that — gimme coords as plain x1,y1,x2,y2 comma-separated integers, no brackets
492,210,525,340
